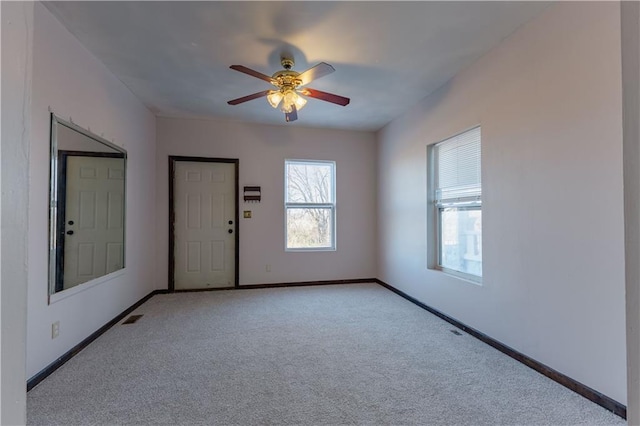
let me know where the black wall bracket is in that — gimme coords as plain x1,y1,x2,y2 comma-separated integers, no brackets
244,186,261,203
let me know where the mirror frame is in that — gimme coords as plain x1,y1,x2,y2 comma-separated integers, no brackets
48,113,128,301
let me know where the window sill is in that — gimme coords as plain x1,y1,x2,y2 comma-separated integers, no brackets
285,247,337,252
434,267,482,286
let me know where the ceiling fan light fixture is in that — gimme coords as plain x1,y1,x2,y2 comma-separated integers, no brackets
267,90,283,108
294,93,307,110
228,60,349,123
279,90,306,113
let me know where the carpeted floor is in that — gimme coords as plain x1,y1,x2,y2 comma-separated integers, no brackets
27,283,625,425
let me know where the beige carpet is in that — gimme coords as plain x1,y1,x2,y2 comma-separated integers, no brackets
27,283,625,425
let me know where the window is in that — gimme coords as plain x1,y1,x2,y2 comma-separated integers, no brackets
432,126,482,280
285,160,336,250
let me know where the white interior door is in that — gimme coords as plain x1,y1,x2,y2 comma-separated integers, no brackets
173,161,236,289
64,156,125,289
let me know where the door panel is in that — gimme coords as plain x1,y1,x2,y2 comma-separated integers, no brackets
79,191,96,228
173,161,236,289
211,241,225,270
107,192,123,228
64,156,125,289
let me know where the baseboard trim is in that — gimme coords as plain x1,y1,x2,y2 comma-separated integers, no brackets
172,287,236,293
238,278,375,290
375,279,626,419
27,289,167,392
169,279,375,293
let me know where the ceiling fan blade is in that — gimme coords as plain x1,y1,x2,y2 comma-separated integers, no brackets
300,88,350,106
297,62,335,86
227,90,271,105
285,105,298,122
229,65,275,84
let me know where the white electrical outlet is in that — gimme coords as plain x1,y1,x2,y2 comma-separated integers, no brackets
266,264,271,272
51,321,60,339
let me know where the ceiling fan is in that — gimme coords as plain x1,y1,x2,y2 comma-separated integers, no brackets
227,57,350,122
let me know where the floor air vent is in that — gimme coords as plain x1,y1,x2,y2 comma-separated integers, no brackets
122,314,143,325
450,329,462,336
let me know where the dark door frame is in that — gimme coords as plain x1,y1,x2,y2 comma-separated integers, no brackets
168,156,240,291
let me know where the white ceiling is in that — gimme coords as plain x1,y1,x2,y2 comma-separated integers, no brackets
44,1,550,132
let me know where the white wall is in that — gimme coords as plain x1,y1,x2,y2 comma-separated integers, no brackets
1,2,34,423
377,2,626,404
622,1,640,423
156,117,376,287
26,3,157,379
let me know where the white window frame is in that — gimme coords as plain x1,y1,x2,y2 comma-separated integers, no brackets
430,126,482,283
284,159,336,251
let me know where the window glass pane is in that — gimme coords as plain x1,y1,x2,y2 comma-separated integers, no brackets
286,207,333,249
439,207,482,277
286,162,333,203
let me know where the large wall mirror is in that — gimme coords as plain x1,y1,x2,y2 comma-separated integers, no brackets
49,114,127,297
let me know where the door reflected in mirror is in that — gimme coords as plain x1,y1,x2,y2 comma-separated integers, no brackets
49,114,127,297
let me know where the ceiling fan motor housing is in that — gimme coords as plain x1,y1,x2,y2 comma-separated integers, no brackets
272,70,301,91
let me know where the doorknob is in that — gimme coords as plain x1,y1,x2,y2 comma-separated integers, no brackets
228,220,233,225
228,229,233,234
66,230,74,235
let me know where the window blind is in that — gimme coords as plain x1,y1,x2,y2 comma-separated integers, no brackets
435,126,481,205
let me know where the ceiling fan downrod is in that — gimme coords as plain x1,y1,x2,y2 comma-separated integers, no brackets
281,57,294,70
